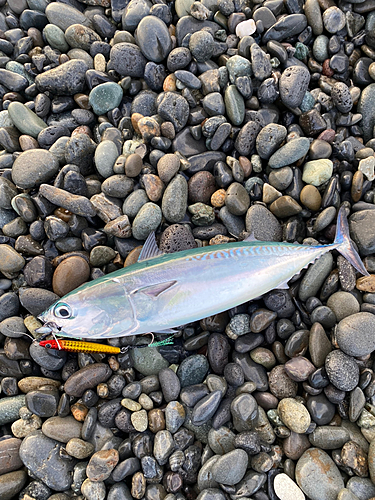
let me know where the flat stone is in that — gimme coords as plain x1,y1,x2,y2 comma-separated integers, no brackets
336,312,375,357
268,137,310,168
274,473,305,500
19,431,76,491
296,448,344,500
211,449,248,485
135,16,172,63
8,102,47,138
89,82,123,115
302,159,333,186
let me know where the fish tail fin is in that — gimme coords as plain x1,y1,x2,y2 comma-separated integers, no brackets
334,207,369,275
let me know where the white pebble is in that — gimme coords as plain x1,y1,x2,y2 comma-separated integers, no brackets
274,473,305,500
235,19,256,38
359,156,375,181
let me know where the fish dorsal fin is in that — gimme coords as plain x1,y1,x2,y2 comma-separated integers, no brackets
138,280,177,299
276,281,289,289
138,232,164,261
244,232,258,242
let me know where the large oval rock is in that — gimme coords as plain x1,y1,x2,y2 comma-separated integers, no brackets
279,66,310,108
109,42,147,78
12,150,59,189
296,448,344,500
336,312,375,357
64,363,112,397
358,83,375,143
19,431,76,491
162,174,188,223
35,60,88,96
135,16,172,63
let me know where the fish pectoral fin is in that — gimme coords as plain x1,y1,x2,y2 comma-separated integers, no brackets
138,232,164,261
137,280,177,299
276,281,289,289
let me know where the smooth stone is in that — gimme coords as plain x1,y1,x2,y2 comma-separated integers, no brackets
52,255,90,296
325,350,359,391
64,363,112,397
358,83,375,143
19,288,59,317
211,449,248,485
192,390,222,425
35,59,88,96
66,438,95,459
0,245,25,274
350,210,375,256
45,2,91,31
0,470,27,500
245,204,282,241
89,82,123,115
274,473,305,500
87,449,119,481
268,137,310,168
19,431,76,491
299,252,333,301
177,354,209,388
95,140,119,178
278,398,311,433
208,427,235,455
309,426,350,449
262,13,307,43
309,322,332,368
296,448,344,500
256,123,287,160
326,292,360,322
132,202,162,240
302,159,333,186
224,85,245,126
0,395,26,425
135,16,172,63
81,479,106,500
8,102,47,139
336,312,375,357
347,477,375,500
162,174,188,223
42,416,82,443
158,368,180,403
130,347,169,376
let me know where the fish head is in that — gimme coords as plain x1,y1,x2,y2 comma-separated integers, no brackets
37,279,136,339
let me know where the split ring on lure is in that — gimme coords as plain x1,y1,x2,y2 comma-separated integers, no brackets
36,207,369,341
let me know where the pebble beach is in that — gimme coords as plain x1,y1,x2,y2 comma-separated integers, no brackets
1,0,375,499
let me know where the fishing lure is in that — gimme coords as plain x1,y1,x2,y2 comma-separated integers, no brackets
39,336,175,353
36,207,369,340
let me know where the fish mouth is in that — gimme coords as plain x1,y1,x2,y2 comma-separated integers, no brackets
35,321,63,337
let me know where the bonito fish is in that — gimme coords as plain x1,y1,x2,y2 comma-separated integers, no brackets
37,207,368,339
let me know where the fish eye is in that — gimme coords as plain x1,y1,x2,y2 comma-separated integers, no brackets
54,303,72,319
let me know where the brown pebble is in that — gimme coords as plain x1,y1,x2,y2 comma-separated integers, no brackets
270,195,302,218
124,246,143,267
351,170,363,202
239,156,252,177
341,441,368,477
209,235,235,245
161,121,175,139
148,408,166,433
188,171,216,204
52,256,90,296
131,113,143,134
125,153,143,177
138,117,161,142
142,174,165,202
211,189,226,208
86,449,119,482
163,74,177,92
300,185,322,211
71,125,92,138
356,275,375,292
19,135,39,151
54,207,72,223
132,472,146,499
71,402,89,422
317,128,335,143
74,93,90,110
283,431,310,460
322,59,334,77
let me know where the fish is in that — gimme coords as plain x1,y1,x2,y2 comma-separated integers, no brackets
36,206,369,340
